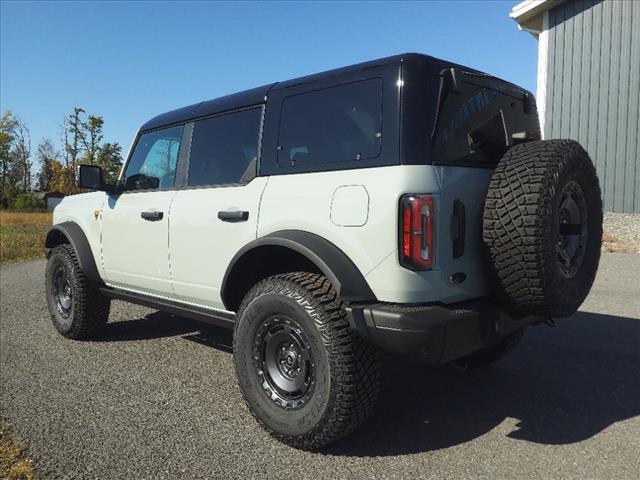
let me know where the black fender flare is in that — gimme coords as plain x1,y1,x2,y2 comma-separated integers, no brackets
221,230,376,310
45,222,102,283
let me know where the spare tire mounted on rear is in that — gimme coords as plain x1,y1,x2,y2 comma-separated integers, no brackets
483,139,603,318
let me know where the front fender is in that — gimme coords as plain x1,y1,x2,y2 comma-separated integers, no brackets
45,222,102,283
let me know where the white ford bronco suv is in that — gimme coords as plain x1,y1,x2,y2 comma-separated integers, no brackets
44,53,603,450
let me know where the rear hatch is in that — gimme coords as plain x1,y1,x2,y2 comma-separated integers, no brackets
429,69,540,302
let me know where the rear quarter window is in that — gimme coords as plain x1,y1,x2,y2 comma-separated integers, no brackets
277,79,383,167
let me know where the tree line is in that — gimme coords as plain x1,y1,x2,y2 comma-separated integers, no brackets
0,108,123,208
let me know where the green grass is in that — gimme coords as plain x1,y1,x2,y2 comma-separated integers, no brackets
0,211,52,265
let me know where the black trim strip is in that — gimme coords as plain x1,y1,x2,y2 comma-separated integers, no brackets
221,229,377,311
100,287,235,330
174,122,194,188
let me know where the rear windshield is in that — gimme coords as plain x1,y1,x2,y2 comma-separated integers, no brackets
430,71,535,167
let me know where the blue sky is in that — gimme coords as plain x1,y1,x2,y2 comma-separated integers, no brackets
1,0,537,156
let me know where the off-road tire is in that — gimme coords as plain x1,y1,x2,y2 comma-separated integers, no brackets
45,244,110,339
233,272,380,450
453,330,524,370
483,140,602,317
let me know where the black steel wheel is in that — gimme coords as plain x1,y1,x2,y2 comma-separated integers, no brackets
52,264,73,321
556,180,589,278
254,315,315,410
233,272,380,450
45,244,110,339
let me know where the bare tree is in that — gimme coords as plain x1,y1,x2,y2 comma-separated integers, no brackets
0,111,31,192
0,111,18,192
36,138,58,191
64,107,85,170
13,119,32,192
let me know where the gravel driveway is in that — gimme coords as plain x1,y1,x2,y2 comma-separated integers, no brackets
1,255,639,479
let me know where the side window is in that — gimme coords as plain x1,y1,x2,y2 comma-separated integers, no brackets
123,125,184,191
187,108,261,187
277,78,382,167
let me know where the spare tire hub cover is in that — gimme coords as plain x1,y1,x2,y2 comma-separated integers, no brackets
556,180,588,278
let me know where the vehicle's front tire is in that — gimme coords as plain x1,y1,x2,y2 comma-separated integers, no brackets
45,244,110,339
233,272,380,450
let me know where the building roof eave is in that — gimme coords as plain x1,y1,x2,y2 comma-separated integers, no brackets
510,0,565,36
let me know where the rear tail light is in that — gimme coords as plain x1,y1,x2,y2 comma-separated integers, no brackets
399,194,435,270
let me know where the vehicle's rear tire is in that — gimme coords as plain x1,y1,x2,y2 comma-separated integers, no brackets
452,330,524,370
233,272,380,450
45,244,110,339
483,140,602,317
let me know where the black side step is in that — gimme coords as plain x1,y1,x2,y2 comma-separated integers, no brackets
100,287,235,330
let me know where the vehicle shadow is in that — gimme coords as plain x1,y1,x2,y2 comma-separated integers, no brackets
94,311,201,342
326,310,640,456
93,309,640,457
182,326,233,353
95,311,234,352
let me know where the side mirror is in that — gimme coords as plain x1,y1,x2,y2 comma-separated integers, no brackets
124,173,159,191
76,164,104,190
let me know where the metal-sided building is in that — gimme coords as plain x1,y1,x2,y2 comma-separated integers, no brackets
511,0,640,213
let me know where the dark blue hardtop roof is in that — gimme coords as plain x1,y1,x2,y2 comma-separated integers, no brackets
139,84,275,131
139,53,479,132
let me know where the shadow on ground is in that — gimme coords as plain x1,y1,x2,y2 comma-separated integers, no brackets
97,311,234,349
97,309,640,457
327,310,640,456
94,312,202,342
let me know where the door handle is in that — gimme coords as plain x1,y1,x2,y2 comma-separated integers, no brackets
141,210,163,221
218,210,249,222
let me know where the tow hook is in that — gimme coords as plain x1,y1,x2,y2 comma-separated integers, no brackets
545,318,558,327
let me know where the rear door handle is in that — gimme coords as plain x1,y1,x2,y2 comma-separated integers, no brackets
218,210,249,222
141,210,163,221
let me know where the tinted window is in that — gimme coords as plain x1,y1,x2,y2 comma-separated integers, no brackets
123,125,184,191
188,108,261,186
277,79,382,167
431,75,520,166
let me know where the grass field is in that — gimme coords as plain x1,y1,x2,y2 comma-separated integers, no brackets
0,211,53,266
0,427,36,480
0,209,635,266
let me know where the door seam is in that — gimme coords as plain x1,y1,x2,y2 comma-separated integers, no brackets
167,191,178,297
255,176,271,238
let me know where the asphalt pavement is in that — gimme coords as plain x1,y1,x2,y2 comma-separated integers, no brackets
1,254,639,479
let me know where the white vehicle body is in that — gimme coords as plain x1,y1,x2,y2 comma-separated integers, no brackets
44,54,604,450
53,162,492,313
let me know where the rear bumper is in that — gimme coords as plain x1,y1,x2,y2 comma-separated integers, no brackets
346,297,545,363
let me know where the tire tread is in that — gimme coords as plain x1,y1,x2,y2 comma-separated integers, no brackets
46,244,110,339
234,272,380,450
